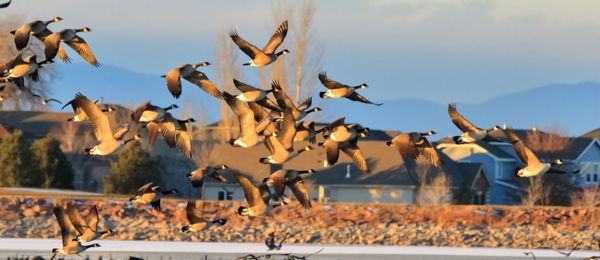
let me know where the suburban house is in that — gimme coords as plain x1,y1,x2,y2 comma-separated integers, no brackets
437,128,600,205
199,123,489,205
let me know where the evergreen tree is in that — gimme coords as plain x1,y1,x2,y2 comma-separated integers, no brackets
0,130,39,187
104,141,161,194
31,135,75,189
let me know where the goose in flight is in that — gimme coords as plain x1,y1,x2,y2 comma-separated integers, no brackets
271,81,321,120
162,62,221,98
51,206,100,258
505,128,563,177
10,17,63,50
131,101,178,123
182,200,227,232
233,79,281,112
235,172,275,217
66,204,112,243
318,72,382,106
0,54,49,89
62,94,114,122
387,131,442,167
321,137,370,174
31,93,61,105
259,109,313,164
230,20,290,67
129,182,178,211
145,113,194,159
269,169,314,209
187,165,229,188
66,93,137,155
44,27,100,66
448,103,500,144
223,91,271,148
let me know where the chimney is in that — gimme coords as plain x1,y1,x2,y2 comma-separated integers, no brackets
345,164,351,179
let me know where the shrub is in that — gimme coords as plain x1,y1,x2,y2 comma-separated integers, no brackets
31,135,75,189
103,141,161,194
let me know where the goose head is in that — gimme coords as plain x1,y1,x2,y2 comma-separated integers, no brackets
193,61,211,68
360,84,368,89
51,248,59,254
551,159,564,166
486,125,501,132
81,27,91,32
386,140,394,146
237,206,250,216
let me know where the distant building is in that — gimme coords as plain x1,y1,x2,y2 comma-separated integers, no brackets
437,128,600,205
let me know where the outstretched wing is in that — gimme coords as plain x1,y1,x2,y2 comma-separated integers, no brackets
65,36,100,67
183,71,222,98
346,92,382,106
262,20,288,54
318,72,347,89
448,103,480,132
230,30,261,59
505,128,542,166
185,200,205,225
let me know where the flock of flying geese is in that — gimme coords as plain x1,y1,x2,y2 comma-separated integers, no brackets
0,14,572,258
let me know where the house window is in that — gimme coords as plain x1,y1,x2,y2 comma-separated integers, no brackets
581,162,600,184
218,191,233,200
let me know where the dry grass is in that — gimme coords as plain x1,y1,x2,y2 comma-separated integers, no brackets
570,185,600,208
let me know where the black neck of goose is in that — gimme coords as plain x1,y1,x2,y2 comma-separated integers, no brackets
85,243,100,249
275,50,286,57
123,137,137,144
164,104,178,111
178,118,195,124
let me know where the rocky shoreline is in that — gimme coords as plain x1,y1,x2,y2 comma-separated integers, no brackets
0,196,598,250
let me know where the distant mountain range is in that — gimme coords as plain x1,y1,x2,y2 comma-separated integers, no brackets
47,63,600,138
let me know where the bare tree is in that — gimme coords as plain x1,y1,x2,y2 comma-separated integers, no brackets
415,166,451,205
521,175,550,207
0,15,56,110
570,185,600,208
269,1,322,103
525,123,572,154
213,31,241,143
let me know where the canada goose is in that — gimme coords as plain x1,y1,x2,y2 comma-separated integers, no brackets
318,72,382,106
65,204,112,243
505,128,563,177
129,182,178,211
323,117,369,143
31,93,61,105
162,62,220,99
261,135,313,164
145,113,194,159
65,93,137,155
182,200,227,232
51,206,100,258
269,169,314,208
233,79,280,111
223,91,271,148
387,131,442,167
259,109,312,164
230,20,290,67
271,81,321,120
448,103,500,144
187,164,229,188
62,94,114,122
265,232,288,251
0,0,11,8
321,138,370,174
0,54,48,88
11,17,63,50
235,172,273,217
131,101,178,123
294,121,323,144
247,101,278,136
44,28,99,66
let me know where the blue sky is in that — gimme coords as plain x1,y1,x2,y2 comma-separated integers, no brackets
3,0,600,104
